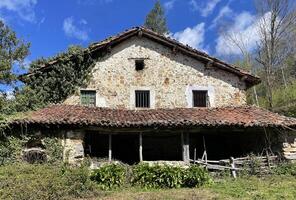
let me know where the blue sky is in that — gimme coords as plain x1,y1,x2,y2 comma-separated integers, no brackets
0,0,260,92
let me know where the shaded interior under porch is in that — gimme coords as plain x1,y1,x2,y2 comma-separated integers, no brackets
83,128,273,164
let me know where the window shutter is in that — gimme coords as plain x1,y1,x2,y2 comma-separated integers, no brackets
81,90,96,107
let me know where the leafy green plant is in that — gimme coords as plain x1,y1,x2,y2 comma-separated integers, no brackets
43,137,64,164
90,164,126,190
0,135,30,165
132,163,211,189
273,162,296,176
183,165,211,187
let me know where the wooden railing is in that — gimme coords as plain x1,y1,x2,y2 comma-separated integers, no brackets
190,153,278,178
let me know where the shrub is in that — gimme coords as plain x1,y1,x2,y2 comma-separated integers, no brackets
183,165,211,187
0,163,98,200
273,162,296,176
132,163,211,189
43,137,64,164
90,164,126,190
0,136,30,165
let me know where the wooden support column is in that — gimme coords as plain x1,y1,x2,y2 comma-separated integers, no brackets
139,132,143,162
108,133,112,162
181,132,190,162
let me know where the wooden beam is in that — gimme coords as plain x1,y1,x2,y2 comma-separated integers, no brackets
138,30,143,37
108,133,112,162
240,75,248,81
139,132,143,162
205,60,214,69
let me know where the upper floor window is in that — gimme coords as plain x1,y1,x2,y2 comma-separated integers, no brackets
135,59,145,71
192,90,208,107
81,90,96,107
135,90,150,108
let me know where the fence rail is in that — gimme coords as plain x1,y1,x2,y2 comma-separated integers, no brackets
190,152,278,178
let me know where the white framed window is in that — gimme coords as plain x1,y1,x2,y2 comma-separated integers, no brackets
130,87,155,109
80,90,96,107
186,86,214,108
192,90,209,107
135,90,150,108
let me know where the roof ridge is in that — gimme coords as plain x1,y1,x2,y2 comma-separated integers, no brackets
20,26,260,85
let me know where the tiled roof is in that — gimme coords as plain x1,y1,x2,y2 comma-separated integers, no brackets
12,104,296,129
21,27,260,87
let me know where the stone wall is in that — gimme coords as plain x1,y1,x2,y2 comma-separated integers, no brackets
64,36,247,109
62,130,85,164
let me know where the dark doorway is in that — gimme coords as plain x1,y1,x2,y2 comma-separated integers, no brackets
143,132,182,161
84,132,109,158
112,134,139,165
189,130,266,160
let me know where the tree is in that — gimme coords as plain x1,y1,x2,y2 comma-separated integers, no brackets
144,0,168,35
0,20,30,85
255,0,296,109
220,30,260,106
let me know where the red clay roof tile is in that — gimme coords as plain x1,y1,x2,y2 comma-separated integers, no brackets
12,104,296,129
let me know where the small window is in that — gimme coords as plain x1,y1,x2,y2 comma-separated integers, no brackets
135,59,145,71
80,90,96,107
192,90,208,107
135,90,150,108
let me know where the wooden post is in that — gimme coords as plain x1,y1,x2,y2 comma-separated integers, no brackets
181,132,185,161
194,148,196,164
266,149,271,169
108,133,112,162
139,132,143,162
230,157,237,178
181,132,190,162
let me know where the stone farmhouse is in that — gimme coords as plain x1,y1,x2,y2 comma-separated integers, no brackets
12,27,296,164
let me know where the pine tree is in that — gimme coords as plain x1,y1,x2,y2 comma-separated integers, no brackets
144,0,168,35
0,20,30,84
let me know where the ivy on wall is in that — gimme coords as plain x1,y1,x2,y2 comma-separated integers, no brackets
24,45,99,104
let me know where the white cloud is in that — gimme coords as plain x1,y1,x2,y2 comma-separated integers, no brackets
190,0,221,17
0,0,37,22
215,11,271,56
164,0,176,11
0,89,15,100
172,23,205,50
211,5,233,28
63,17,89,41
80,19,88,25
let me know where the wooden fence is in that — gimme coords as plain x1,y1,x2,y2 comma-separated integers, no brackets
190,150,278,178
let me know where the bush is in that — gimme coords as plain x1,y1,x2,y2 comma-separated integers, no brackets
273,162,296,176
132,163,211,189
183,165,211,187
0,136,30,165
0,163,98,200
43,137,64,164
90,164,126,190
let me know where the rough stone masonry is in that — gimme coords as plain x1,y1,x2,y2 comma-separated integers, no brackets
64,36,247,109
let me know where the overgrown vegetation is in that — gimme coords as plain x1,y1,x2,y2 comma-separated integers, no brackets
0,163,99,200
0,135,63,165
131,163,211,189
272,162,296,176
1,162,295,200
90,164,127,190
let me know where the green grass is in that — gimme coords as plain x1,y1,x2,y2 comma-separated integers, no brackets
102,176,296,200
0,164,295,200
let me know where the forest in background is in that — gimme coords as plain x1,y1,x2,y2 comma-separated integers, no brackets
0,0,296,126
